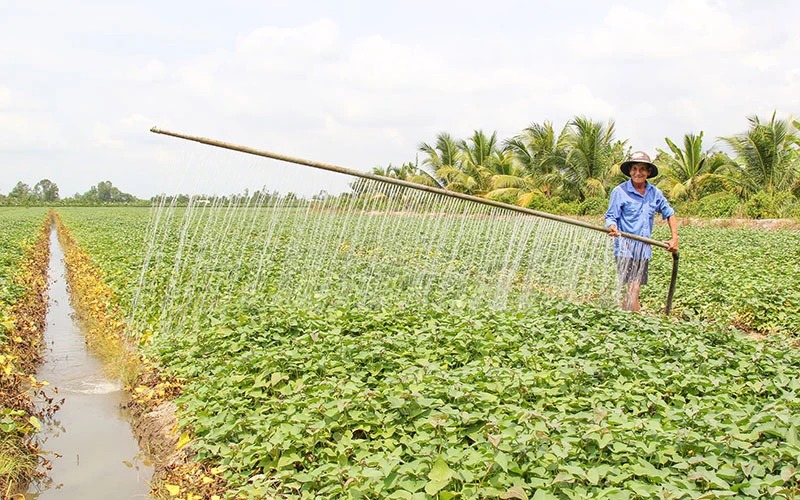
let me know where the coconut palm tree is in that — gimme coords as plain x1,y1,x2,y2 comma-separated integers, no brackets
605,141,632,189
501,121,567,201
418,133,467,191
453,130,503,195
791,119,800,197
418,130,505,195
559,116,619,201
655,132,725,201
720,113,800,196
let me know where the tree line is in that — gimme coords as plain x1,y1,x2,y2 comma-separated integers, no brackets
368,112,800,219
4,112,799,218
0,180,143,206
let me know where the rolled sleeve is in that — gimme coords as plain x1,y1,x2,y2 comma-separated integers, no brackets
605,188,622,227
657,191,675,220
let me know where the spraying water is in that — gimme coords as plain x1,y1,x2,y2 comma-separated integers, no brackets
128,128,679,343
127,179,621,343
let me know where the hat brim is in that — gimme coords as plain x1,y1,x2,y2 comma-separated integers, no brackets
620,161,658,178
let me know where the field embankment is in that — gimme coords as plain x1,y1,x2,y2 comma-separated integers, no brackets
0,208,51,495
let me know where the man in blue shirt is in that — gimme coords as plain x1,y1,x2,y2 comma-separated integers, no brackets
605,151,679,311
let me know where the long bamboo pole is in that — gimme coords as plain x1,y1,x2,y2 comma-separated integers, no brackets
149,126,679,314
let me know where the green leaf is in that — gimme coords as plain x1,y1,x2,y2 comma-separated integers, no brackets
424,479,449,496
500,485,529,500
428,456,453,483
270,372,289,387
586,465,610,485
494,451,510,472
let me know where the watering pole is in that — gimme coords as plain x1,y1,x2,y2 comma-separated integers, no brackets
149,127,679,314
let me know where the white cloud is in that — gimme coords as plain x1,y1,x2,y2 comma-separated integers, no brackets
3,1,800,198
573,0,746,60
554,85,616,119
129,59,167,83
0,87,66,150
92,123,124,148
234,18,340,73
90,113,156,149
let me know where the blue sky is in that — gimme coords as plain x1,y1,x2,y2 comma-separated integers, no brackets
2,0,799,198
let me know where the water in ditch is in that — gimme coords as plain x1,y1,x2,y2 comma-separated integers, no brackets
25,227,152,499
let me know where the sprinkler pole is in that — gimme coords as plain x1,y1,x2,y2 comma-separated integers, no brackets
150,127,679,314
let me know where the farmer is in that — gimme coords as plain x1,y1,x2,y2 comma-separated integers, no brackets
605,151,679,312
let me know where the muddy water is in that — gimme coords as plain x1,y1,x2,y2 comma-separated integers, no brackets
26,228,152,499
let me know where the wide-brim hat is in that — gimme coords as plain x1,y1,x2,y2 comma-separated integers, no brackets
620,151,658,178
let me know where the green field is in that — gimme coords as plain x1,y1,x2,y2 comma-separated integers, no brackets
0,208,48,335
0,207,48,493
48,207,800,498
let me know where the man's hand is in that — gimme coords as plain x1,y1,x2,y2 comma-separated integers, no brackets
665,236,679,253
607,225,620,237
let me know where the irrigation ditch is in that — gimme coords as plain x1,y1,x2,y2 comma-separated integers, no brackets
23,221,151,498
0,212,209,498
45,212,225,498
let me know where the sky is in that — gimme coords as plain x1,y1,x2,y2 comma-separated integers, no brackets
2,0,800,199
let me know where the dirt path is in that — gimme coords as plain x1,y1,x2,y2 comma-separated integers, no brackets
674,217,799,230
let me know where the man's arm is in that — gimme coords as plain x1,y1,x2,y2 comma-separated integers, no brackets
665,215,679,252
605,188,621,237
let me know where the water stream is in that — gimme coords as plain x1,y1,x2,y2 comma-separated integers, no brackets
127,179,621,344
26,227,152,499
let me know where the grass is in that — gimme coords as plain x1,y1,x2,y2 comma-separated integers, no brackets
0,437,37,498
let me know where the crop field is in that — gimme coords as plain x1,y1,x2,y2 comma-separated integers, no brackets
643,224,800,336
0,207,49,493
0,208,48,332
49,207,800,498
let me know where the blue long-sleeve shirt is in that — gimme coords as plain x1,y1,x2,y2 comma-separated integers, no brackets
605,180,675,259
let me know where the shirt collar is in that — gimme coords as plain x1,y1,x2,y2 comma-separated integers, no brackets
622,179,651,197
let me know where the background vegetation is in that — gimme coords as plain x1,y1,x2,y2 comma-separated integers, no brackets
385,112,800,220
4,112,800,219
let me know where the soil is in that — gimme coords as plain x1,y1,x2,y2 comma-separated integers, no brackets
673,217,799,230
575,215,800,231
126,398,184,468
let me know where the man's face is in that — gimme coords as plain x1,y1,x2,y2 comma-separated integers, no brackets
630,163,651,182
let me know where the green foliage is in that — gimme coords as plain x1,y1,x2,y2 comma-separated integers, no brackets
720,113,800,196
645,225,800,336
693,192,742,218
578,197,607,216
159,294,800,499
558,116,618,201
413,113,797,213
2,179,146,206
522,193,551,211
744,191,779,219
771,192,800,219
552,201,580,216
655,133,734,204
59,206,800,498
484,189,519,205
33,179,59,202
72,180,138,204
0,208,49,331
0,207,49,493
